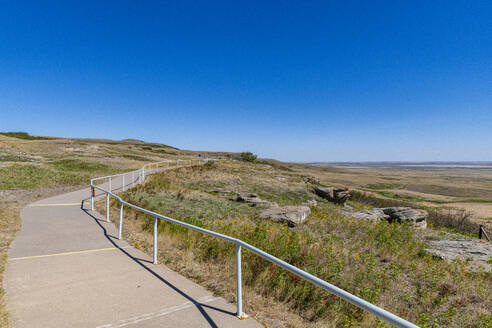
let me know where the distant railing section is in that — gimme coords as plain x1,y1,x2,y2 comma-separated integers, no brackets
479,225,490,241
89,158,420,328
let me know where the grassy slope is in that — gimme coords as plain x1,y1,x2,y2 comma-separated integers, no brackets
101,161,491,328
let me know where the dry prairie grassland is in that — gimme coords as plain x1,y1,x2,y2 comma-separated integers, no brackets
1,133,491,328
288,163,492,232
100,161,491,328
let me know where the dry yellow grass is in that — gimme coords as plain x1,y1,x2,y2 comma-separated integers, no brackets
0,205,21,328
96,200,339,328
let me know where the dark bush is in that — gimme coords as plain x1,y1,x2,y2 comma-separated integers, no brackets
240,152,257,162
427,209,479,234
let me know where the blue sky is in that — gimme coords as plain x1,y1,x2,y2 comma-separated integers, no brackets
1,1,491,162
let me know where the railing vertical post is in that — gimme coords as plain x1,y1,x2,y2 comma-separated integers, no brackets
119,203,124,239
153,216,158,264
106,193,110,222
91,186,94,211
236,244,245,319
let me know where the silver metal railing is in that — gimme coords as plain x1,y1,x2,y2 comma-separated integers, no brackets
90,159,419,328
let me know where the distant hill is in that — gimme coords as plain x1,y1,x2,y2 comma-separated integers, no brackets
120,138,146,144
0,131,56,140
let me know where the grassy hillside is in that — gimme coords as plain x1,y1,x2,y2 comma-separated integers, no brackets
100,161,491,328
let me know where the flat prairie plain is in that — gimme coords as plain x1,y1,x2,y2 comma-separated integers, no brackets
286,162,492,230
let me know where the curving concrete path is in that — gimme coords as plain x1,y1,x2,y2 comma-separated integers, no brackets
4,175,262,328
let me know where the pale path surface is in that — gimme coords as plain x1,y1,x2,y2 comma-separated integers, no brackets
5,176,262,328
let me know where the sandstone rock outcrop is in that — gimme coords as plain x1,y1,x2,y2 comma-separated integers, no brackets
426,239,492,272
341,207,428,228
342,208,389,221
314,187,350,205
232,192,277,207
383,207,427,228
260,206,311,227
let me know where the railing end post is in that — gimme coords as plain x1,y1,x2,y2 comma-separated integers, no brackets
118,203,124,240
106,193,110,222
236,243,248,319
153,216,158,264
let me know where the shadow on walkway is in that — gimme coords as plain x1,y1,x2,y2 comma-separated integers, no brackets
81,201,237,328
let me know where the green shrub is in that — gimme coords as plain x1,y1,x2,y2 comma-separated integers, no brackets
240,152,257,162
203,160,216,169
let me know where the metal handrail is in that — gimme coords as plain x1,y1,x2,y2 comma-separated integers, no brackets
479,225,490,241
89,159,419,328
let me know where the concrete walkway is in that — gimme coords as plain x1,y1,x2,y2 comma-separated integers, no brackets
5,175,262,327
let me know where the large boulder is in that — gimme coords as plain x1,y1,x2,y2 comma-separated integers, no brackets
260,206,311,227
341,207,428,228
341,208,390,221
426,239,492,272
314,187,350,205
382,207,427,228
232,192,277,207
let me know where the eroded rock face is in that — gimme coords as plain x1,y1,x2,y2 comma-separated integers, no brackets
342,208,389,221
232,192,278,207
314,187,350,205
382,207,428,229
341,207,428,228
426,239,492,272
260,206,311,227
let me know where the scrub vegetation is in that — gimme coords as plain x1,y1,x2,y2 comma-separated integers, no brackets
101,161,491,328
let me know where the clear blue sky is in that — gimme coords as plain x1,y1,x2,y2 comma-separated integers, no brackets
1,1,491,162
